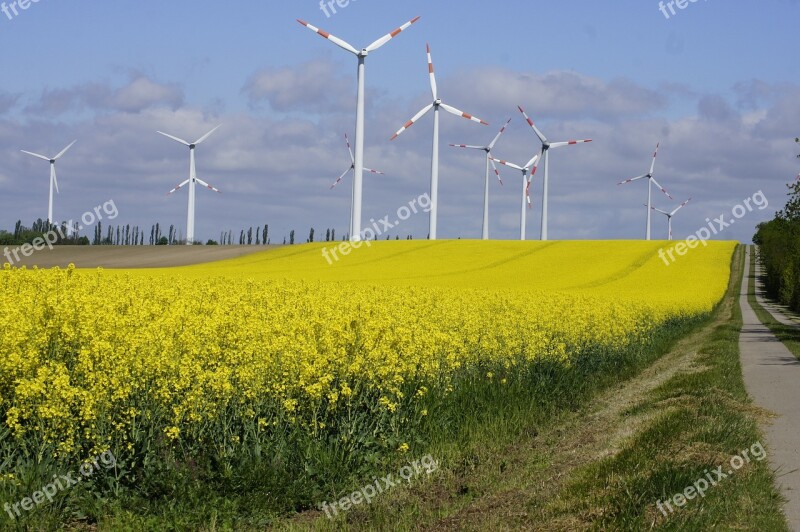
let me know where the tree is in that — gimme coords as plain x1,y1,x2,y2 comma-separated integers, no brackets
289,230,295,245
308,227,314,243
247,227,253,245
263,225,269,245
331,229,335,242
325,229,330,242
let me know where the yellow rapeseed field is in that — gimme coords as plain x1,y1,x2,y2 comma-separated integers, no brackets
0,240,735,459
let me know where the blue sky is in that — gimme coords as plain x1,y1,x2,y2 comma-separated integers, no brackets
0,0,798,242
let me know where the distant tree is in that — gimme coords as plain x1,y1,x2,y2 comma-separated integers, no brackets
256,227,261,245
263,225,269,245
247,227,253,245
325,228,330,242
206,239,218,245
283,237,286,245
289,230,295,245
156,236,169,245
331,229,335,242
308,227,314,243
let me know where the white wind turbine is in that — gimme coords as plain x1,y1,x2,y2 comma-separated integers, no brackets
391,44,489,240
330,133,385,238
618,143,673,240
297,16,420,242
490,153,540,241
20,140,77,225
450,118,511,240
518,106,592,241
157,126,222,245
650,198,691,241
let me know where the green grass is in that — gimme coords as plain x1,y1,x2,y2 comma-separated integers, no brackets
748,249,800,360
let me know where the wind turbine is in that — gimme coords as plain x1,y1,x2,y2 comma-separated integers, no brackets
330,133,385,238
391,44,489,240
450,118,511,240
157,126,222,245
618,143,673,240
517,106,592,241
650,198,691,241
490,153,540,241
297,16,420,242
20,140,77,225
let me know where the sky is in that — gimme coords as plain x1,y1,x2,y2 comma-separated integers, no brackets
0,0,798,243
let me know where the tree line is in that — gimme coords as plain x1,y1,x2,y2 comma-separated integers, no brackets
752,137,800,309
1,220,414,247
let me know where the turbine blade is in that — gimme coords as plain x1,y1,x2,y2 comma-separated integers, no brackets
20,150,51,161
195,178,221,193
157,131,191,146
549,139,593,149
390,103,434,140
530,148,544,177
363,167,385,175
489,156,523,171
330,167,351,189
344,133,355,164
517,106,547,144
618,174,648,185
526,177,533,208
54,140,77,160
524,153,540,170
489,158,503,186
649,206,670,215
671,198,691,216
365,16,421,53
449,144,485,150
167,179,191,195
649,176,673,200
296,19,359,55
440,103,488,125
194,125,221,145
488,118,513,150
426,43,438,100
650,142,660,175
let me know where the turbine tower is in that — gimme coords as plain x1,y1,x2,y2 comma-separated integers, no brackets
450,118,511,239
391,44,488,240
157,126,222,245
490,153,540,241
618,143,673,240
517,106,592,241
20,140,77,225
298,16,420,241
